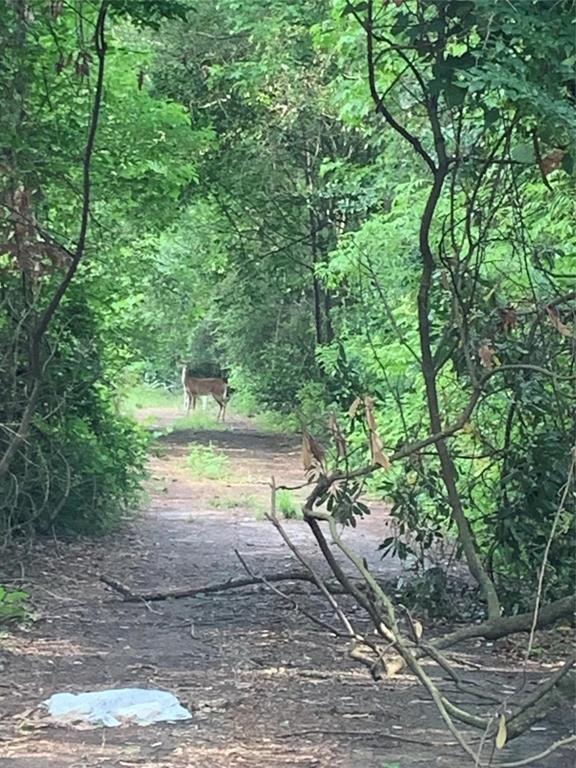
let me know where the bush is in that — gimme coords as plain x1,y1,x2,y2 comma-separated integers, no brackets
0,292,148,537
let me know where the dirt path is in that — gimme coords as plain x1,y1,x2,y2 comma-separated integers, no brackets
0,411,573,767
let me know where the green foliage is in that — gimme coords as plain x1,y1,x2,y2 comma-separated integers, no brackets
276,489,301,520
186,444,230,481
211,493,264,514
2,0,573,619
1,294,149,534
0,586,30,625
0,3,203,536
121,383,180,413
171,412,227,431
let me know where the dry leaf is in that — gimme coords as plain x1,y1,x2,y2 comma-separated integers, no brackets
500,307,517,333
302,432,314,472
413,620,423,641
406,613,423,644
348,396,362,420
302,430,325,473
308,432,326,468
364,397,390,469
364,396,378,432
328,413,347,459
496,714,508,749
540,148,564,176
439,269,451,290
546,306,572,337
478,343,495,370
370,432,391,469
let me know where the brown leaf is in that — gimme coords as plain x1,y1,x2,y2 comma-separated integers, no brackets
546,306,572,337
365,397,390,469
540,148,564,176
406,615,423,644
478,343,495,370
301,432,314,472
302,430,326,473
370,432,391,469
500,306,517,333
364,396,377,431
328,413,347,459
348,396,362,420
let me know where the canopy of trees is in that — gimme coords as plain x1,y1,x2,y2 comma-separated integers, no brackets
1,0,574,613
1,1,574,762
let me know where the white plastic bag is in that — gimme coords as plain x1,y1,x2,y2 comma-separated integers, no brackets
44,687,193,727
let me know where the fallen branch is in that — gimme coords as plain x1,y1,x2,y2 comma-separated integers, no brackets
234,549,349,637
277,727,465,749
434,595,575,650
100,570,343,602
496,733,576,768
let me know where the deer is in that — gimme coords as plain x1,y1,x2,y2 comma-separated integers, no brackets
181,365,229,421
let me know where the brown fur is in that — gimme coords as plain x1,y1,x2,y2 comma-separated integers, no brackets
181,366,228,421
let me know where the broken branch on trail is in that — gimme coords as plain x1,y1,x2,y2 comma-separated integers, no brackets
100,570,347,602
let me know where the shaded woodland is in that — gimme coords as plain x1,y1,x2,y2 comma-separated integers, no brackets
0,2,574,766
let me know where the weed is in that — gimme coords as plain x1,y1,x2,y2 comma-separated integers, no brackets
171,410,225,431
186,444,230,480
276,489,301,519
0,586,30,625
210,493,259,510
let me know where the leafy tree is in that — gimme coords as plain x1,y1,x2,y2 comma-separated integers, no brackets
0,1,206,535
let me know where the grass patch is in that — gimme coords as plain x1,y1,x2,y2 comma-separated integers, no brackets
251,489,301,520
0,586,30,625
210,493,264,513
186,444,230,481
121,384,180,415
171,410,226,431
275,488,301,519
251,410,299,433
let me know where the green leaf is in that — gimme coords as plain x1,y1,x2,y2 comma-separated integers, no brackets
445,83,467,107
561,153,574,175
510,143,535,164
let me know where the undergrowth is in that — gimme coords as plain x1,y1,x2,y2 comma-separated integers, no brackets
186,444,230,480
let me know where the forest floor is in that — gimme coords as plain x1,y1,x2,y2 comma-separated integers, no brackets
0,406,574,768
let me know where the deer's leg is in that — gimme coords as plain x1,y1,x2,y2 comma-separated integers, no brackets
212,394,225,421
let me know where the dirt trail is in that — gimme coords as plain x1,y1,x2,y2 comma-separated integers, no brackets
0,410,573,768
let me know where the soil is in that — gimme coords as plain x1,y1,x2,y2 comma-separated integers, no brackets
0,408,574,768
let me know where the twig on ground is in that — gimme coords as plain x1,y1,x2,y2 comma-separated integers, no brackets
234,549,348,638
276,727,466,748
100,570,325,602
